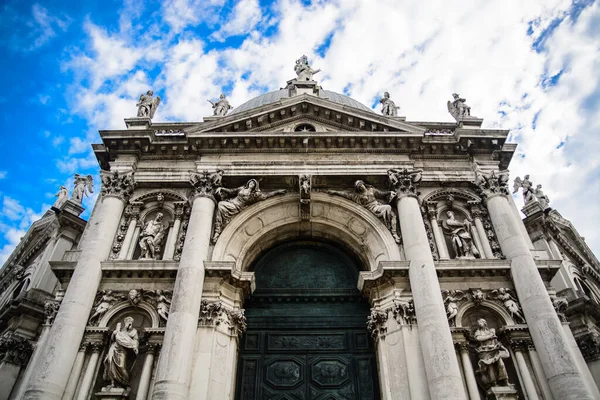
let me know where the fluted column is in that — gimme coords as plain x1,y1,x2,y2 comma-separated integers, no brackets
475,170,593,400
390,169,467,400
61,343,88,400
162,202,184,260
136,344,159,400
511,342,539,400
118,202,142,260
426,203,450,260
457,343,480,400
23,170,136,400
75,343,102,400
470,206,494,258
151,171,219,400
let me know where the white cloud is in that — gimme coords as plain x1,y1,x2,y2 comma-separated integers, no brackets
212,0,263,41
161,0,226,33
0,171,6,180
28,4,71,50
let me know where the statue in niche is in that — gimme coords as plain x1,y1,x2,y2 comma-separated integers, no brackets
472,318,510,389
103,316,139,390
136,90,160,119
89,290,123,325
52,186,69,209
442,290,466,326
212,179,286,243
208,94,233,117
513,175,536,204
327,180,401,244
534,184,550,209
447,93,471,121
379,92,400,116
138,213,166,260
442,211,480,259
71,174,94,204
490,288,526,324
294,55,320,81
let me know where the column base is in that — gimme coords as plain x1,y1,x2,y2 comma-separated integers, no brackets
486,385,518,400
96,387,130,399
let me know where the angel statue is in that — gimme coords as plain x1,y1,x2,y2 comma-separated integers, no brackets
138,213,166,260
513,174,535,204
327,180,401,244
442,289,466,326
145,290,172,322
103,316,139,390
380,92,400,116
447,93,471,122
294,55,320,81
52,186,69,209
89,290,123,325
442,211,480,259
208,94,233,117
491,288,526,324
136,90,160,119
72,174,94,204
212,179,286,243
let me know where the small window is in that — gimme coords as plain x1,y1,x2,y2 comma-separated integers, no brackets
294,124,316,132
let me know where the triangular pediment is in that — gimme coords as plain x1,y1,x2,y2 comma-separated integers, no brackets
185,94,426,135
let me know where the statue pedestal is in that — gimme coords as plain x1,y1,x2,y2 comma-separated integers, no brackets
458,116,483,128
54,199,85,217
486,385,518,400
124,117,151,130
521,200,546,217
96,387,130,399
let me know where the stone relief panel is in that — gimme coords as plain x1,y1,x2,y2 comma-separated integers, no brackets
366,297,417,341
88,289,170,327
198,299,247,337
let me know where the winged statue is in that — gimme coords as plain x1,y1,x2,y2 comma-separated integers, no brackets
137,90,161,119
442,289,467,326
447,93,471,122
490,288,526,324
513,175,536,204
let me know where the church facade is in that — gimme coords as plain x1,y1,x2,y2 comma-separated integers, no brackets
2,57,600,400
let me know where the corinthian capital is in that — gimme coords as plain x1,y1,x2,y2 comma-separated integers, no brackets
190,170,223,200
387,168,422,197
473,168,510,199
100,170,136,202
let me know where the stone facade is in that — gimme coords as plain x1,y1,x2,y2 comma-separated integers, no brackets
1,69,600,400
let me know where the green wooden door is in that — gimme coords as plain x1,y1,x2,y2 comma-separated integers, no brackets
235,242,380,400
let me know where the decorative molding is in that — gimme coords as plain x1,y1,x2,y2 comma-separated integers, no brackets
189,170,223,200
366,307,388,340
473,168,510,199
100,170,136,202
0,332,33,366
387,168,422,197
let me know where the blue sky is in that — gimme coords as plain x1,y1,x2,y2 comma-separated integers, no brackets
0,0,599,263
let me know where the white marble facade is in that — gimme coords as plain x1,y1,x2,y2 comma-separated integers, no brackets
2,76,600,400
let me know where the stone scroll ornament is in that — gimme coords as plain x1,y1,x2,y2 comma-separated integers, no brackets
100,170,137,202
212,178,286,243
513,174,550,210
136,90,160,119
327,180,401,244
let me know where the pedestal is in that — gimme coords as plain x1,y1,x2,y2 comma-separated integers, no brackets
486,385,518,400
124,117,151,130
96,387,130,399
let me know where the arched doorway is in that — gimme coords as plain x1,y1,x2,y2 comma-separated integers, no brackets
235,241,380,400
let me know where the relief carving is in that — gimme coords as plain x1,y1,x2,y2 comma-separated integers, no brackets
366,307,388,340
473,168,510,199
391,299,416,325
0,332,33,366
490,288,526,324
138,213,166,260
442,290,467,326
89,290,124,326
100,170,136,202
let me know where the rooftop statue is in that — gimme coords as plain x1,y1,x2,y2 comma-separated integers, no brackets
136,90,160,119
447,93,471,121
52,186,69,209
513,175,551,210
208,94,233,117
380,92,400,116
294,55,320,81
71,174,94,204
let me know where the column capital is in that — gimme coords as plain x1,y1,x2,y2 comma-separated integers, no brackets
189,170,223,201
0,332,33,366
455,342,470,353
89,342,104,353
173,201,186,220
125,201,144,219
473,168,510,200
100,170,137,202
388,168,423,198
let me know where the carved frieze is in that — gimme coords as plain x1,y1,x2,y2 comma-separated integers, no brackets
88,289,172,327
576,332,600,362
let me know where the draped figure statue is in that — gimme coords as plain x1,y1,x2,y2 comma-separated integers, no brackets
473,318,510,389
103,317,139,388
442,210,479,259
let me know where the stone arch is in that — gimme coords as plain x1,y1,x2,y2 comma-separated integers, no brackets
211,192,401,272
130,189,187,204
456,300,514,327
99,301,160,328
422,188,481,204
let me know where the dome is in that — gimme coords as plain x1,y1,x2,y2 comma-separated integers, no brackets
230,88,375,115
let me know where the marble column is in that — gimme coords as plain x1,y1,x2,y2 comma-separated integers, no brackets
426,204,450,260
475,172,593,400
61,343,88,400
527,345,554,400
151,171,219,400
126,223,142,260
117,202,142,260
391,169,467,400
12,324,52,400
75,344,102,400
135,344,158,400
457,343,480,400
23,170,135,400
511,343,538,400
471,213,494,259
162,203,184,261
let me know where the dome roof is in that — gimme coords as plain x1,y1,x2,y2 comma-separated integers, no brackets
230,88,375,115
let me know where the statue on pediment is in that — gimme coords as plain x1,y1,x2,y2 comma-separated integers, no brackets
53,186,69,209
294,55,320,81
534,184,550,209
208,94,233,117
71,174,94,204
447,93,471,121
380,92,399,116
136,90,160,119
